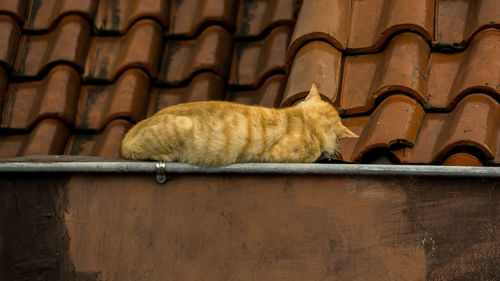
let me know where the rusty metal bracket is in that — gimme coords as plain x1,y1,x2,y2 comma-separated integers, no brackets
155,162,171,184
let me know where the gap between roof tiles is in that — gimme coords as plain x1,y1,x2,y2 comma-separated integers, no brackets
228,69,286,91
234,22,295,42
157,69,227,88
338,92,426,118
21,12,96,36
170,21,235,39
95,16,169,36
6,62,82,84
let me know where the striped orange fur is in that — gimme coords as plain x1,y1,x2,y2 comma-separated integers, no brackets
121,83,358,166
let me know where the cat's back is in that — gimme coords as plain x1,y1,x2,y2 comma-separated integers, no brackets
171,101,284,165
125,101,285,166
156,100,261,117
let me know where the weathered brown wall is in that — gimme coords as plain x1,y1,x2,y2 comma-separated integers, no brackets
1,173,498,280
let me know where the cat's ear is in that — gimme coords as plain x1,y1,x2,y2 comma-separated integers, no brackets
304,83,322,102
338,125,359,139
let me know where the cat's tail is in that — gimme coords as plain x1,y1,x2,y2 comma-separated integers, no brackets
120,128,142,160
121,115,194,160
120,122,154,160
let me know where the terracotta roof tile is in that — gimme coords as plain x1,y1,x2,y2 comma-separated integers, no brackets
340,94,499,164
169,0,238,37
84,19,163,82
0,0,26,24
151,72,225,114
228,74,285,108
427,29,500,110
292,0,498,52
442,152,483,166
0,118,69,158
14,15,91,77
394,94,499,164
229,25,290,88
76,69,151,131
95,0,168,34
340,95,425,163
348,0,434,53
288,0,350,57
340,29,500,114
0,15,21,70
158,25,233,86
24,0,98,31
282,40,342,106
65,119,131,158
235,0,296,38
0,0,498,165
340,33,430,115
435,0,500,48
1,65,80,130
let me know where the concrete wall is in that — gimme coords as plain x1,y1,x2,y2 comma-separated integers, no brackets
1,173,498,280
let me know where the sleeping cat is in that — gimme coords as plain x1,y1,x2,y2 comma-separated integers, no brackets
121,83,358,166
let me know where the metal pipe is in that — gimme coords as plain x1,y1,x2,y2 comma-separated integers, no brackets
0,161,498,177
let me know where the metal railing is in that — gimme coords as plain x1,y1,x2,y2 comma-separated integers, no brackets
1,161,498,178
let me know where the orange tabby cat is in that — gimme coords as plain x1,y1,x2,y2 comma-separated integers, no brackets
121,83,358,166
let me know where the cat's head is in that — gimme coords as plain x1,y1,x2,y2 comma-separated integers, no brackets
299,83,358,153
